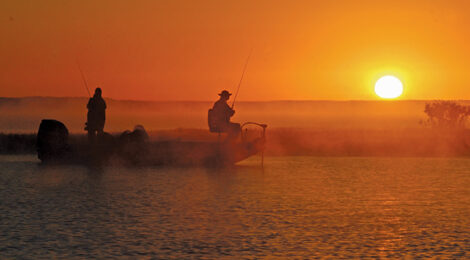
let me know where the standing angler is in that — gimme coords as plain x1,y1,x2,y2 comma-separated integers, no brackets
85,88,107,142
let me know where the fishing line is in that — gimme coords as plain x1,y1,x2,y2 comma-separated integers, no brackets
231,48,253,109
76,60,91,97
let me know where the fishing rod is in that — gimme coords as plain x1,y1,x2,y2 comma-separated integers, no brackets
76,60,91,97
231,48,253,109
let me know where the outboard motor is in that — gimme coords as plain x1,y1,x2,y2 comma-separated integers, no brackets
37,119,69,162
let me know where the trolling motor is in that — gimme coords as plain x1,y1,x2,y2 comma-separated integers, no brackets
241,122,268,166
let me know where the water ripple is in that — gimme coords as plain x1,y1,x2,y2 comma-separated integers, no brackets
0,155,469,258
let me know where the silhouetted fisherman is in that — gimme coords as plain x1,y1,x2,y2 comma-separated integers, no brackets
209,90,241,140
85,88,106,142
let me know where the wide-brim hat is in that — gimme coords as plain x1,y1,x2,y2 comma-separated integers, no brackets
218,90,232,97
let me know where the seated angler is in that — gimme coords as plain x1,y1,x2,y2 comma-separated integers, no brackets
208,90,241,141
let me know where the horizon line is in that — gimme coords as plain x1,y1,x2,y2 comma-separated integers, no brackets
0,95,467,103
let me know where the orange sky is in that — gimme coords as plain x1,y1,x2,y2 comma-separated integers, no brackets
1,0,470,101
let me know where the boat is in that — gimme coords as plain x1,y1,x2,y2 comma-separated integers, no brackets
36,119,267,166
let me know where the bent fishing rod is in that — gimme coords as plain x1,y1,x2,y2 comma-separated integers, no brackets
76,60,91,97
231,48,253,109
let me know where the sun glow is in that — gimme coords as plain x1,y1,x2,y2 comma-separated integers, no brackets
374,76,403,99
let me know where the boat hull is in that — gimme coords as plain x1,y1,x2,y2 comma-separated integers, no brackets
37,120,265,166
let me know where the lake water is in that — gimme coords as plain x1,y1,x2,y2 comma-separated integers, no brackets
1,155,469,258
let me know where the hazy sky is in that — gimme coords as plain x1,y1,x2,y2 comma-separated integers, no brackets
1,0,470,100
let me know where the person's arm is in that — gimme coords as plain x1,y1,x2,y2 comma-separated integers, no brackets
87,98,92,109
224,103,235,117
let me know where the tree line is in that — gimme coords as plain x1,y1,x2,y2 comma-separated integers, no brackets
424,101,470,129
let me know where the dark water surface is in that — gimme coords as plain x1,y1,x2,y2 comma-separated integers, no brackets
1,155,469,258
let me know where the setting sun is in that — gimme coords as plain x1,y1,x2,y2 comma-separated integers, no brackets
374,76,403,99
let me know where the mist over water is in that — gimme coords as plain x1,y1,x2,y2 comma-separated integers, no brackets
1,155,469,258
0,97,429,132
3,97,470,157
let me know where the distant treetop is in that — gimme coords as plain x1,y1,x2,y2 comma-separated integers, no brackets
424,101,470,129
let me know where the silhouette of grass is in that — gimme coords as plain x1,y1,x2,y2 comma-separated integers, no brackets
0,133,36,154
2,127,470,157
